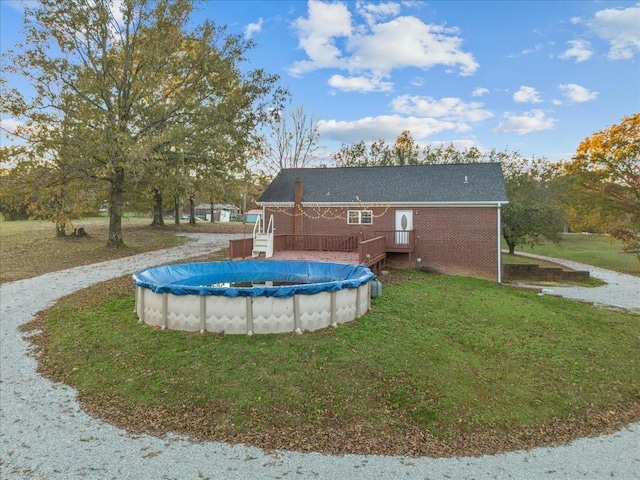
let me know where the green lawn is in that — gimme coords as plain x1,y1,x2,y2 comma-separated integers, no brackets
505,234,639,276
34,269,640,456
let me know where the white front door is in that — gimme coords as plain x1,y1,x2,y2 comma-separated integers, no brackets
395,210,413,245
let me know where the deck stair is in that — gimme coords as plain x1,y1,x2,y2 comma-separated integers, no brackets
252,214,274,258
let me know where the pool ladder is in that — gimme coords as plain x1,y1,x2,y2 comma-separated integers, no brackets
252,214,274,258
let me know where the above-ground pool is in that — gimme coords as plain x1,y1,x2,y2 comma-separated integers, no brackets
133,260,376,335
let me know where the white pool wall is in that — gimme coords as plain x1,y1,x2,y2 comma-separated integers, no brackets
135,282,371,335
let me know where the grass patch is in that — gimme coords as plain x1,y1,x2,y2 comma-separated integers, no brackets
0,217,251,283
29,269,640,457
512,234,639,277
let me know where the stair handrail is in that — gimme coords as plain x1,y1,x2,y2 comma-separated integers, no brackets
253,213,262,237
266,214,274,234
265,214,274,257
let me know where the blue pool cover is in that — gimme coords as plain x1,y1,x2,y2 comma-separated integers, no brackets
133,260,376,298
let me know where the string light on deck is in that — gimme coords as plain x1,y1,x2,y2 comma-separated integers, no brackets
267,196,392,220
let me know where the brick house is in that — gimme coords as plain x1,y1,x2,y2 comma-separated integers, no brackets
253,163,509,282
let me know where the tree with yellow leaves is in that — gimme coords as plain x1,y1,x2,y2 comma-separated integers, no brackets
564,113,640,259
1,0,286,247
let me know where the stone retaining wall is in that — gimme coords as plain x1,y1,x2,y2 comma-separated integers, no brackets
503,264,590,282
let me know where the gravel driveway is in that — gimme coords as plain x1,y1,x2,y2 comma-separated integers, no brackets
1,234,639,479
510,252,640,311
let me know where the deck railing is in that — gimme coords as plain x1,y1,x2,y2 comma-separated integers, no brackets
230,230,414,261
358,236,387,265
229,237,253,259
274,234,359,252
374,230,416,251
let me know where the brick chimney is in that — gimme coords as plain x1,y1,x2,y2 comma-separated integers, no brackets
294,178,303,235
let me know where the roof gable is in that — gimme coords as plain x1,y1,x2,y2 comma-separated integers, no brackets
258,163,508,204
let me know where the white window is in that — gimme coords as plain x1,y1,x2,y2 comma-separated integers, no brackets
347,210,373,225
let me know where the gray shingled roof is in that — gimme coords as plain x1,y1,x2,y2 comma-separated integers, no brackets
258,163,508,204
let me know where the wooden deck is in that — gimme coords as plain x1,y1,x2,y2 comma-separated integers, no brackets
267,250,359,263
229,231,414,274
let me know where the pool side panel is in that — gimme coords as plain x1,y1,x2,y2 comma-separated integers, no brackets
335,288,357,324
298,291,332,331
167,295,201,332
252,296,295,334
140,287,164,328
205,296,246,334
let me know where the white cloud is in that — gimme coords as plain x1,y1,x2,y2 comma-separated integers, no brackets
316,94,494,146
493,110,556,135
557,83,598,103
355,1,401,26
109,0,125,29
559,39,593,62
391,95,493,123
513,86,542,103
289,1,478,77
0,118,21,135
328,74,393,92
318,115,458,143
347,16,478,75
289,1,353,75
520,43,543,56
244,18,263,39
472,87,489,97
589,4,640,60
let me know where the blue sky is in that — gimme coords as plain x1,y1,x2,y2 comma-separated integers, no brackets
2,0,639,162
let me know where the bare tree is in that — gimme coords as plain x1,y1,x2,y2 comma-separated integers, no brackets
257,105,325,176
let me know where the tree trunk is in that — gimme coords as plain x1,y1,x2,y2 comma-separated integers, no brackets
507,240,516,255
107,167,125,248
150,188,165,226
55,220,66,237
174,196,180,225
189,196,196,225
